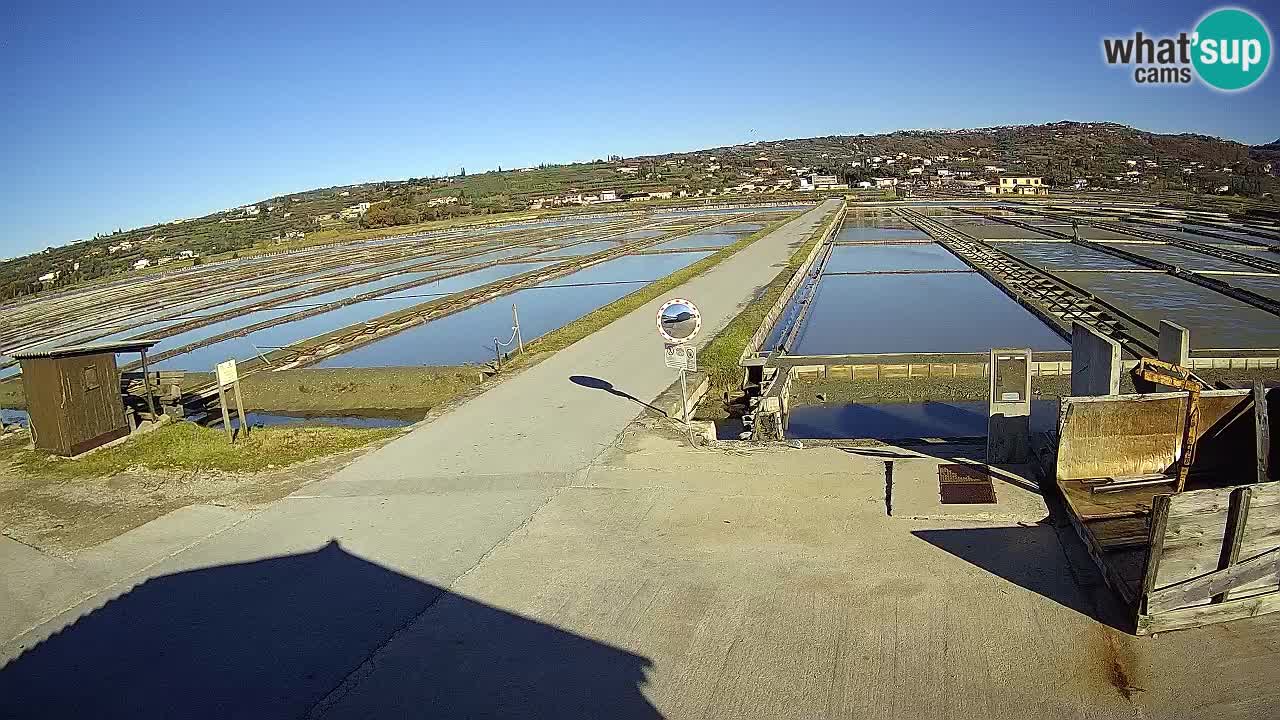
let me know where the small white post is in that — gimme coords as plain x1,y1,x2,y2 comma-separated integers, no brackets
513,303,523,355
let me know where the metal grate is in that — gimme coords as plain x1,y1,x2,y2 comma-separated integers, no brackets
938,463,997,504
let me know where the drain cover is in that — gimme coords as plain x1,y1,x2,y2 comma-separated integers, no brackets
938,463,997,504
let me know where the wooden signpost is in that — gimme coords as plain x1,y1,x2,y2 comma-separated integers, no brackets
215,359,248,442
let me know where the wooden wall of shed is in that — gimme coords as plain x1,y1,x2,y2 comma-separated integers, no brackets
19,353,127,456
20,357,64,452
1056,389,1253,483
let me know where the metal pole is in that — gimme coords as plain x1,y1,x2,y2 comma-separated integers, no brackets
494,338,502,371
513,303,523,355
679,367,690,425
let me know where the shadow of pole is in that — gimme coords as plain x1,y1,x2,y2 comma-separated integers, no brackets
569,375,668,417
0,541,661,719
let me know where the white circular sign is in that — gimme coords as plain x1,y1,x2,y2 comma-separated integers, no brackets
657,298,701,344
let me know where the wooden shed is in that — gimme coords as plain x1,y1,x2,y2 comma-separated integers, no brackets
13,340,159,456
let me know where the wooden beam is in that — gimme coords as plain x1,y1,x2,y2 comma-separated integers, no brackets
1257,382,1271,484
1148,545,1280,614
1139,588,1280,635
1139,494,1172,614
138,350,158,420
1213,486,1253,604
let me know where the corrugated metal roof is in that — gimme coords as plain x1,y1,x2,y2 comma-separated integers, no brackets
12,340,160,360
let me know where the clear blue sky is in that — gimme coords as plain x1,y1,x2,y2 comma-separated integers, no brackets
2,0,1276,256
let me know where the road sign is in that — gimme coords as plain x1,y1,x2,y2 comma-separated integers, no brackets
657,298,701,344
664,343,697,372
215,359,238,387
214,359,247,443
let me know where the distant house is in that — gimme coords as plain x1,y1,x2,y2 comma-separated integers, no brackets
338,202,373,220
617,167,639,175
856,181,873,189
871,177,898,188
38,272,56,282
907,167,924,176
598,190,619,202
133,258,151,270
811,174,840,190
984,176,1048,196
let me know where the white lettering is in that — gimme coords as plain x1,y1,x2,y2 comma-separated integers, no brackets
1242,39,1262,72
1221,38,1239,65
1201,38,1219,64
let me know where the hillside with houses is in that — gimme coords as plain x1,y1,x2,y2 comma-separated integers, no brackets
3,121,1277,303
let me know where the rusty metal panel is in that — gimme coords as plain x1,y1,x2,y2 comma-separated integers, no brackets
938,463,997,504
1055,390,1251,482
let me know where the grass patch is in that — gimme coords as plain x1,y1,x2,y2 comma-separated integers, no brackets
526,214,800,355
233,367,483,413
698,208,840,391
10,422,400,478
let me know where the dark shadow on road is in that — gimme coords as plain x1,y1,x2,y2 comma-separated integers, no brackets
0,541,660,719
570,375,668,417
911,526,1129,632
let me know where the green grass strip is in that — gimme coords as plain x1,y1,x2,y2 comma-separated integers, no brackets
698,208,839,391
526,205,838,394
9,423,400,478
527,215,795,354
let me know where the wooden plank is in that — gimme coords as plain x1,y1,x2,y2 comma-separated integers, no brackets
1058,478,1158,521
1138,587,1280,635
1148,546,1280,613
1085,516,1151,551
217,384,233,443
1155,481,1280,595
1258,382,1272,484
1056,390,1251,482
1139,494,1172,613
1063,496,1140,606
1215,487,1253,604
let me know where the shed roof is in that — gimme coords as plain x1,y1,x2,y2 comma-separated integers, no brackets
12,340,160,360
